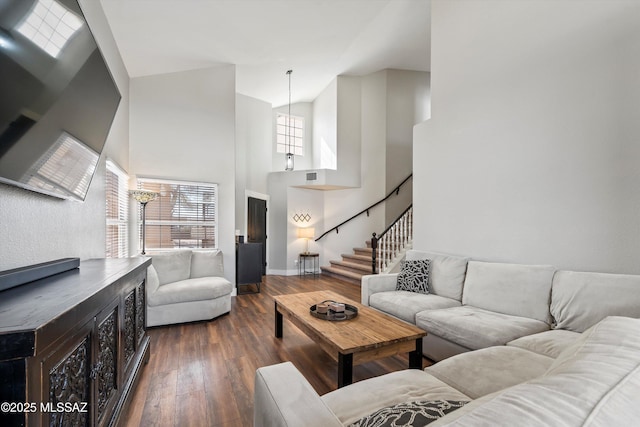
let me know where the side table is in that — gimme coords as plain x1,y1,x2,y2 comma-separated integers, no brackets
298,252,319,276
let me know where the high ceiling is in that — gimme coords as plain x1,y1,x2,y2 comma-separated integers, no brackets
99,0,430,107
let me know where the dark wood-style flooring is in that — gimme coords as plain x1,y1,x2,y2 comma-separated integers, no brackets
122,274,430,427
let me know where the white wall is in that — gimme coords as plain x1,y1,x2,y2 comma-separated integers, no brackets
385,70,429,224
313,79,338,170
287,187,324,273
129,65,237,282
332,76,362,188
236,94,272,236
414,0,640,274
320,73,386,264
0,0,129,270
266,171,289,271
319,70,428,265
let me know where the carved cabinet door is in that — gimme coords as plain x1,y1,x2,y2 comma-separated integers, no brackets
124,279,146,374
40,298,120,427
94,300,119,427
41,321,93,427
136,281,146,345
123,287,136,372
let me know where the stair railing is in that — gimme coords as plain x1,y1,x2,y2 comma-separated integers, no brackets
315,174,412,242
371,205,413,274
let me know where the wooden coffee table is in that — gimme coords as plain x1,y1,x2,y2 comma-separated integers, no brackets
274,290,426,388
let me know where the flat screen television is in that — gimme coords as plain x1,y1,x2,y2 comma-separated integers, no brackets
0,0,121,201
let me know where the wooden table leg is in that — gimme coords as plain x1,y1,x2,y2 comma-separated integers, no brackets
409,337,423,369
275,302,283,338
338,353,353,388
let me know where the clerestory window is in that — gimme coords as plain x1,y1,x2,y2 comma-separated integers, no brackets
276,113,304,156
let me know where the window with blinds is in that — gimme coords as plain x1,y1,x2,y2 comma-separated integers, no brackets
276,113,304,155
137,178,218,250
105,160,129,258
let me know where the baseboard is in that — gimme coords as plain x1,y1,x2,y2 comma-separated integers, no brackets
266,269,299,276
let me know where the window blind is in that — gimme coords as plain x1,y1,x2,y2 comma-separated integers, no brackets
105,159,129,258
137,178,218,250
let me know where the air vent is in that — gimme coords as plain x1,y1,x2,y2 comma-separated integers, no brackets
306,172,317,181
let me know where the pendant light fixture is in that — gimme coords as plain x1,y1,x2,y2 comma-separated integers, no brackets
285,69,294,171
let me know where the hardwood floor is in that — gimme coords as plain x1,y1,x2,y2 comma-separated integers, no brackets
122,274,430,427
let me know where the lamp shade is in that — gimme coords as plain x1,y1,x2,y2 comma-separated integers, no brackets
129,190,158,204
297,227,315,239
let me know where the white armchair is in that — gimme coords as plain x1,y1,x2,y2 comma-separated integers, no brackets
146,249,232,327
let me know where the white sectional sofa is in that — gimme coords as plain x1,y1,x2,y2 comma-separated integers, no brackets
253,250,640,426
146,249,233,327
254,316,640,426
362,250,640,361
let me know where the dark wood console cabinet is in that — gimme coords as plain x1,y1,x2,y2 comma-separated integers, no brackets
0,258,151,427
236,242,263,294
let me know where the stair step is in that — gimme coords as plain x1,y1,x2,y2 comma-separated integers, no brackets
353,247,398,258
341,253,372,267
320,265,363,285
353,247,373,257
330,260,372,275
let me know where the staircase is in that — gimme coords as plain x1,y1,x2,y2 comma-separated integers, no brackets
314,175,413,285
320,243,374,284
321,206,414,284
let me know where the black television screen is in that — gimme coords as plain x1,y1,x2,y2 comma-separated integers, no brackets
0,0,121,201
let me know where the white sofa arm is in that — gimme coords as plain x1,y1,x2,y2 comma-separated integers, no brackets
361,273,399,306
146,264,161,295
254,362,342,427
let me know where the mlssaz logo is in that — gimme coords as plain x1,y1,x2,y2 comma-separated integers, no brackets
41,402,89,413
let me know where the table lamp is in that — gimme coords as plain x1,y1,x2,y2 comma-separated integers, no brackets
297,227,315,254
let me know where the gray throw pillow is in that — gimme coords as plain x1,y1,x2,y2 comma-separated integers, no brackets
396,259,430,294
348,400,468,427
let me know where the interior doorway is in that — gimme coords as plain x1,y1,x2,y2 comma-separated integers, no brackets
247,196,267,274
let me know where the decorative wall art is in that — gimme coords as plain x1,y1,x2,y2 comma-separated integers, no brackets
292,212,312,223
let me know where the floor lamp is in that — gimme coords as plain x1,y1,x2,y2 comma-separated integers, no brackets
130,190,158,255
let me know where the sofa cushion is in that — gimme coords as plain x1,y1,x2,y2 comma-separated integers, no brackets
430,316,640,426
147,277,232,307
191,250,224,278
321,369,470,426
415,306,549,350
462,261,555,324
507,329,580,358
150,250,192,285
551,270,640,332
348,400,468,427
425,346,553,399
406,250,469,301
396,259,430,294
370,291,461,324
545,316,640,375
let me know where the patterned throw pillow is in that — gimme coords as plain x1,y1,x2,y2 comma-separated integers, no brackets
348,400,468,427
396,259,430,294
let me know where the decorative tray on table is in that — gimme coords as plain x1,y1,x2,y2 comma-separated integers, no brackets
310,299,358,321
